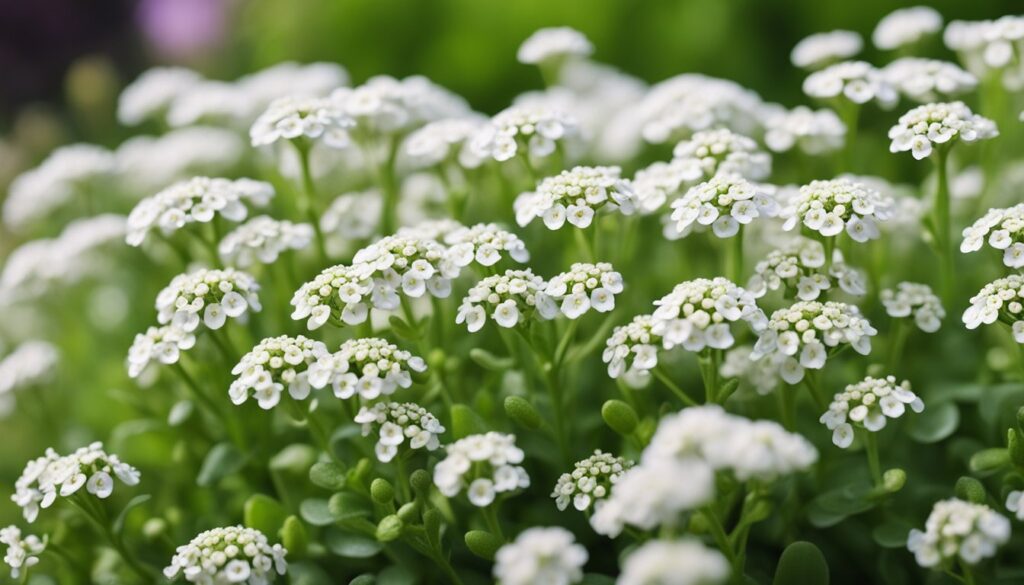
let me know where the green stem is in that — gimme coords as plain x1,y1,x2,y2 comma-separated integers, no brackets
839,102,860,172
776,384,796,431
395,455,412,503
574,228,596,262
652,365,699,407
960,560,978,585
68,496,155,582
369,139,401,235
803,370,828,411
703,507,742,576
862,430,883,488
294,142,330,265
726,227,744,284
552,320,579,369
480,505,505,541
886,319,909,374
697,351,720,404
171,362,246,448
932,148,954,305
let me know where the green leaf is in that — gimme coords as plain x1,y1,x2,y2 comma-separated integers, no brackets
906,401,959,443
309,461,347,491
287,561,333,585
469,348,515,371
280,515,309,558
580,575,616,585
349,576,375,585
451,404,486,439
112,494,151,536
388,315,421,340
328,492,373,522
464,530,503,561
601,400,638,436
377,565,417,585
326,529,382,558
299,499,334,527
196,443,246,487
504,395,541,429
871,519,913,548
269,444,317,474
807,485,873,527
167,400,193,426
773,541,829,585
244,494,288,536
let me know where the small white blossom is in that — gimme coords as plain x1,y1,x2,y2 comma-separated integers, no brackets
218,216,314,267
944,17,1024,87
444,223,530,268
156,268,261,332
0,341,58,395
164,525,287,583
961,204,1024,269
963,275,1024,340
669,174,778,239
117,66,203,125
457,269,552,332
320,190,382,243
889,102,997,160
307,338,427,401
781,178,893,242
354,402,444,463
402,116,487,169
115,127,246,193
290,263,374,330
820,376,924,447
791,30,863,70
228,336,329,410
762,105,846,155
617,539,729,585
3,144,115,230
494,526,587,585
720,345,782,395
803,61,897,108
517,27,593,66
433,433,529,507
1005,490,1024,521
126,325,196,379
908,499,1010,568
471,104,580,163
552,450,633,513
330,75,470,137
671,128,771,182
0,525,45,579
873,6,943,50
630,74,766,144
748,239,866,301
516,166,638,229
880,282,945,333
882,59,977,103
650,277,766,353
602,314,662,386
353,235,462,308
631,159,701,214
543,262,624,319
250,96,355,148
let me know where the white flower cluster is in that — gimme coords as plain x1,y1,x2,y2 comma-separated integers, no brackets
720,345,782,395
0,525,45,579
669,174,778,238
881,282,945,332
762,105,846,155
354,402,444,463
126,177,274,247
820,376,924,448
12,443,140,523
402,116,486,169
882,59,977,103
228,336,329,410
457,269,553,332
631,74,766,144
320,190,381,242
330,75,469,136
127,325,196,379
963,275,1024,342
515,166,638,230
945,17,1024,83
543,262,624,319
444,223,530,268
1005,490,1024,521
602,314,662,385
517,27,593,65
748,240,866,301
791,30,863,70
908,499,1010,568
470,104,579,163
631,160,697,214
551,450,632,513
433,433,530,507
803,61,897,108
671,128,771,182
117,66,203,125
218,216,314,267
156,268,262,332
651,278,766,352
752,300,877,384
873,6,943,50
115,127,246,193
250,96,354,148
781,178,893,242
3,144,115,230
290,264,374,329
617,540,729,585
889,101,998,160
961,204,1024,269
352,234,461,306
396,219,464,241
164,526,287,584
0,341,58,395
493,527,587,585
307,338,427,401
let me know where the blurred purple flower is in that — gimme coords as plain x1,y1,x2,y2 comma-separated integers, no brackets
136,0,230,59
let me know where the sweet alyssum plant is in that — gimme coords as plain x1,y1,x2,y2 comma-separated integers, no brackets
5,9,1024,585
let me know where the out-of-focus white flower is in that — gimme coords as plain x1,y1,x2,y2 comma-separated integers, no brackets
873,7,943,50
617,539,729,585
3,144,116,230
471,104,579,163
330,75,470,137
115,127,245,193
945,17,1024,88
402,116,487,169
963,275,1024,341
494,526,587,585
228,336,328,410
433,433,529,507
748,239,866,301
515,166,637,230
781,178,893,242
650,277,766,353
631,159,701,214
720,345,781,395
0,341,58,395
457,269,552,332
889,102,997,160
669,174,778,239
961,204,1024,269
791,30,863,70
908,499,1010,568
672,128,771,182
762,105,846,155
881,282,945,332
354,402,444,463
552,450,632,513
290,263,374,330
218,216,313,268
126,325,195,379
12,443,140,523
629,74,766,144
803,61,898,108
543,262,623,319
882,59,977,103
321,190,382,247
517,27,593,66
752,300,877,384
820,376,923,448
118,66,203,125
602,314,662,386
155,268,261,332
307,338,426,401
444,223,530,268
1006,490,1024,521
250,96,355,148
396,219,465,242
0,525,45,579
164,525,287,583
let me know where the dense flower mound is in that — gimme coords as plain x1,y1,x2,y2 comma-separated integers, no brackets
944,16,1024,79
791,30,863,70
781,178,893,241
126,177,274,246
543,262,624,319
402,116,486,169
352,234,461,306
873,6,943,50
602,314,662,385
961,204,1024,268
290,263,374,329
880,282,945,332
12,443,140,523
0,525,45,579
456,268,553,332
470,104,579,163
164,526,287,583
551,450,633,513
820,376,924,447
631,159,699,214
617,539,729,585
156,268,262,332
433,432,530,507
907,499,1010,568
250,96,354,148
330,75,469,136
126,325,195,378
670,128,771,182
3,144,115,230
888,101,997,160
117,66,203,125
752,300,877,383
963,275,1024,341
762,105,846,155
748,240,866,300
515,165,638,230
882,58,977,102
228,336,329,409
650,278,766,352
0,341,58,395
354,401,445,462
517,27,593,65
803,61,897,107
669,174,778,239
306,338,426,401
218,216,313,267
444,223,530,268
